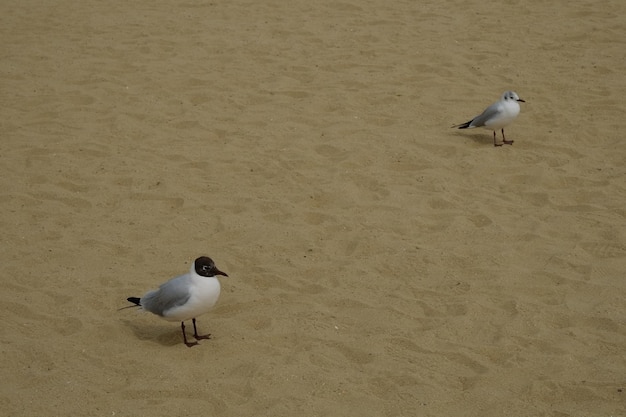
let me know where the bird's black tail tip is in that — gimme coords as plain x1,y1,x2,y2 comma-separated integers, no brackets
127,297,141,306
452,121,471,129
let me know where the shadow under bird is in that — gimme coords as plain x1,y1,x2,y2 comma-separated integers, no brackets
125,256,228,347
453,91,525,147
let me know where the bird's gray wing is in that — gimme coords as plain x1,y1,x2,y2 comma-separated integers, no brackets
141,274,192,316
468,102,502,128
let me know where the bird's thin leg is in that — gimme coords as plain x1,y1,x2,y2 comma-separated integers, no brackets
502,129,514,145
181,321,198,347
192,318,211,340
493,131,503,147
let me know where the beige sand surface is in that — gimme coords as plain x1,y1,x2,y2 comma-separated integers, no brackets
1,0,624,415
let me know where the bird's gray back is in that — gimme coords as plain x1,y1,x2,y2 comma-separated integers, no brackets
141,274,192,316
470,101,502,127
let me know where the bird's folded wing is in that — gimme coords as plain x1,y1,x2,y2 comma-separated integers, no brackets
470,103,501,128
142,275,192,316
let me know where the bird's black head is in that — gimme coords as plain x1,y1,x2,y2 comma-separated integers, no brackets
194,256,228,278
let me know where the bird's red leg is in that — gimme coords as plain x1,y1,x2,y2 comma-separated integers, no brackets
181,321,198,347
502,129,514,145
192,318,211,340
493,131,503,147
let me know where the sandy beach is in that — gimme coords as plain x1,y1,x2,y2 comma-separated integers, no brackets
1,0,624,415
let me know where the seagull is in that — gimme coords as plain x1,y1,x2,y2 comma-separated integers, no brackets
125,256,228,347
452,91,525,147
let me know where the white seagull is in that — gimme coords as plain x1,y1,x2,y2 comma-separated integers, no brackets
126,256,228,347
453,90,525,147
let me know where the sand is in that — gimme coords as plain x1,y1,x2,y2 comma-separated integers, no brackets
1,0,624,415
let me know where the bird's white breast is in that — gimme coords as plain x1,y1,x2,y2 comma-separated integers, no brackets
484,101,520,130
162,276,221,321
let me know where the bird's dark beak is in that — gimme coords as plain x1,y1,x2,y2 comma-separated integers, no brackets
517,98,525,103
216,270,229,277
